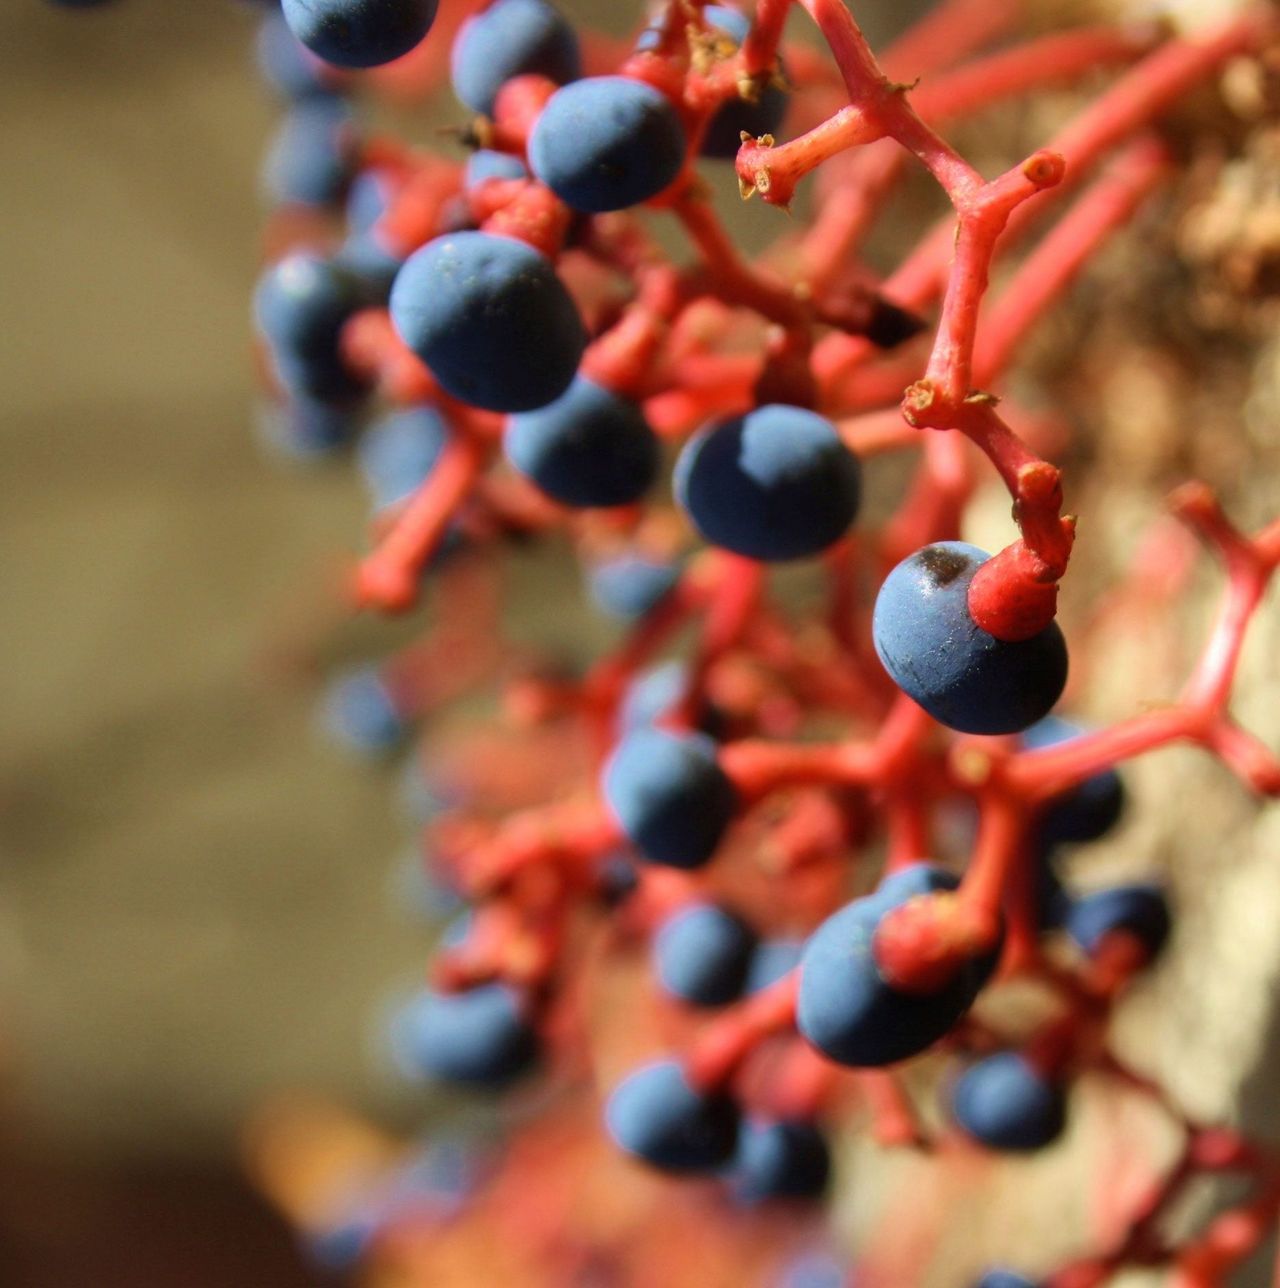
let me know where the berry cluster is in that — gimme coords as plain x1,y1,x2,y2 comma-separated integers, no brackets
62,0,1280,1281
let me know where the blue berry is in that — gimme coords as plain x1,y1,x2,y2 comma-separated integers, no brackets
746,938,804,993
699,6,790,160
872,542,1069,735
255,394,360,461
254,252,368,398
345,168,397,233
975,1272,1038,1288
336,230,404,300
505,376,660,508
653,902,757,1006
774,1252,847,1288
464,149,529,189
281,0,438,69
390,231,585,412
1064,883,1171,958
675,404,862,562
256,13,333,100
595,852,640,907
319,664,406,755
796,864,1001,1067
450,0,580,117
1021,716,1125,847
529,76,687,213
390,983,538,1088
357,405,448,511
263,98,359,207
617,661,688,735
587,554,681,621
732,1118,831,1202
602,727,738,869
949,1051,1066,1152
605,1059,740,1173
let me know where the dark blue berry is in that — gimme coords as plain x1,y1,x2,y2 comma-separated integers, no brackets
746,938,804,993
675,404,862,562
281,0,438,70
616,661,688,735
255,394,360,461
602,727,739,869
653,902,757,1006
254,252,368,397
796,864,1001,1067
872,542,1068,735
587,554,681,621
263,98,359,207
949,1051,1066,1152
1064,883,1171,958
699,6,790,160
504,376,660,508
256,13,333,100
390,983,538,1088
390,231,585,412
464,149,529,189
595,852,640,907
529,76,687,213
974,1271,1038,1288
450,0,580,117
357,405,448,511
605,1060,740,1173
1021,716,1125,847
319,664,406,754
732,1118,831,1202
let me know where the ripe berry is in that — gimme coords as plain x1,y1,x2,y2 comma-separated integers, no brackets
586,553,681,621
872,542,1068,735
698,5,790,160
450,0,581,117
732,1118,831,1202
319,664,406,755
357,406,448,511
256,12,334,101
1064,883,1171,959
529,76,687,213
1021,716,1125,847
390,982,538,1088
675,404,862,562
602,727,738,869
796,864,1000,1067
389,231,585,413
605,1059,740,1173
745,938,804,993
949,1051,1067,1152
262,98,359,208
464,149,529,189
254,252,369,401
653,902,757,1007
281,0,438,70
504,376,660,508
974,1272,1038,1288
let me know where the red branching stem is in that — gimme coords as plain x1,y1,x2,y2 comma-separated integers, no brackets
1005,489,1280,801
354,430,487,614
672,189,809,333
685,971,800,1094
974,136,1172,385
922,149,1067,406
672,552,767,728
799,0,983,206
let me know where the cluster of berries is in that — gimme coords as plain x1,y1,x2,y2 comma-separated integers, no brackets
58,0,1280,1281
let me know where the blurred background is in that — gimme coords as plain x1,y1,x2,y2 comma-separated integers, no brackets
2,1,1279,1285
